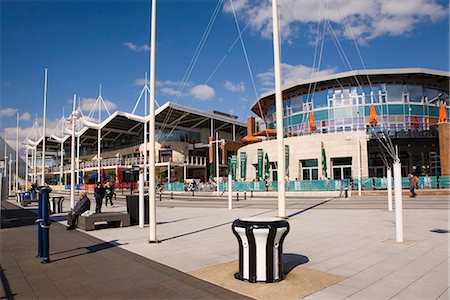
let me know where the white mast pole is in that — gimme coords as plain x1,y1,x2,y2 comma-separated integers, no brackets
41,68,48,186
357,137,362,196
97,85,102,183
60,115,64,186
15,112,19,192
25,148,29,191
149,0,158,242
272,0,286,218
4,141,7,179
33,146,37,183
393,146,403,242
9,153,12,196
215,131,219,196
76,134,80,185
144,72,148,184
70,95,77,209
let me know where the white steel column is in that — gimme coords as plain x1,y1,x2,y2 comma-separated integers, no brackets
167,163,171,183
4,143,7,179
387,167,393,211
272,0,286,218
33,147,37,183
41,68,48,186
393,161,403,242
232,124,236,141
149,0,158,243
184,165,187,182
357,137,362,196
139,171,144,228
8,153,12,196
215,132,219,196
76,134,80,185
144,72,148,185
25,149,29,191
60,142,64,185
15,113,19,192
97,93,101,182
70,95,76,209
228,173,232,209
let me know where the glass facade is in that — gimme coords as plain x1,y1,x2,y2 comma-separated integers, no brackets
266,83,449,136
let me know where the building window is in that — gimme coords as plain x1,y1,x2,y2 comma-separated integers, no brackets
300,159,318,180
331,157,352,180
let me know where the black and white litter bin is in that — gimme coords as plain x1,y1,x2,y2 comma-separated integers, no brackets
232,217,289,283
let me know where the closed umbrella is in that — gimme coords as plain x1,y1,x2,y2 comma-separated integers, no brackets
264,153,270,180
439,104,447,123
309,112,316,132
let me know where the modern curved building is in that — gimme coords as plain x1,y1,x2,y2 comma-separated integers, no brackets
238,68,449,182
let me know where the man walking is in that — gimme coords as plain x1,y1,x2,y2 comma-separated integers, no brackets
94,182,105,213
409,173,417,198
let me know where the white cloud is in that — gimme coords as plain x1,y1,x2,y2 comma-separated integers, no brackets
160,87,187,98
224,80,245,92
19,112,31,121
190,84,215,101
132,78,149,86
0,108,18,117
80,98,117,113
123,42,150,52
225,0,448,43
257,63,336,89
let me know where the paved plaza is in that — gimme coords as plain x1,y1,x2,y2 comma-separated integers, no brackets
1,192,449,299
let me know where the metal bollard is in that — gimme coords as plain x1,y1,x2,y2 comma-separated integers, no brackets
236,192,239,202
344,188,348,198
251,189,253,198
171,192,173,200
244,191,246,200
159,192,162,201
35,191,44,258
37,186,52,263
192,190,194,197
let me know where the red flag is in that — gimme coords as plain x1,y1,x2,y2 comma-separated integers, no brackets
309,112,317,132
369,105,378,127
101,168,105,183
439,104,447,123
116,166,122,183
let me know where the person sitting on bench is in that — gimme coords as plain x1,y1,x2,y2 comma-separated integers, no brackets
67,192,91,230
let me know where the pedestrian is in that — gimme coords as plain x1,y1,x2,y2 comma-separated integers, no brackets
94,182,105,213
105,181,115,207
67,192,91,230
409,173,417,198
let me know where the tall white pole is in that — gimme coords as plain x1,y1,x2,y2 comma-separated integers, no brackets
9,153,12,196
33,147,37,183
70,95,76,209
215,132,219,196
4,142,7,179
60,142,64,185
97,89,102,182
272,0,286,218
76,134,80,185
15,112,19,192
393,161,403,242
41,68,48,186
149,0,158,242
387,167,393,211
144,72,148,184
139,171,144,228
25,149,29,191
228,173,232,209
357,137,362,196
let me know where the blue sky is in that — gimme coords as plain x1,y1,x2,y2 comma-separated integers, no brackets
1,0,449,147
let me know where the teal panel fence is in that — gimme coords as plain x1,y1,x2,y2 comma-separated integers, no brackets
439,176,450,189
165,182,185,191
418,176,437,188
402,177,410,189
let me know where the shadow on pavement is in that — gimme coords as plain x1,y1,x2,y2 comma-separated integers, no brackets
51,239,128,262
283,253,310,275
0,265,15,300
1,202,38,229
287,198,335,219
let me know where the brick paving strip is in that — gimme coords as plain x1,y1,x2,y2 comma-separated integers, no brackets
1,201,251,299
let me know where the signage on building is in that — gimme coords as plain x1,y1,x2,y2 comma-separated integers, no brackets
240,152,247,180
257,149,263,180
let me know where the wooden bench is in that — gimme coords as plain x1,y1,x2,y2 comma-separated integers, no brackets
78,212,130,231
